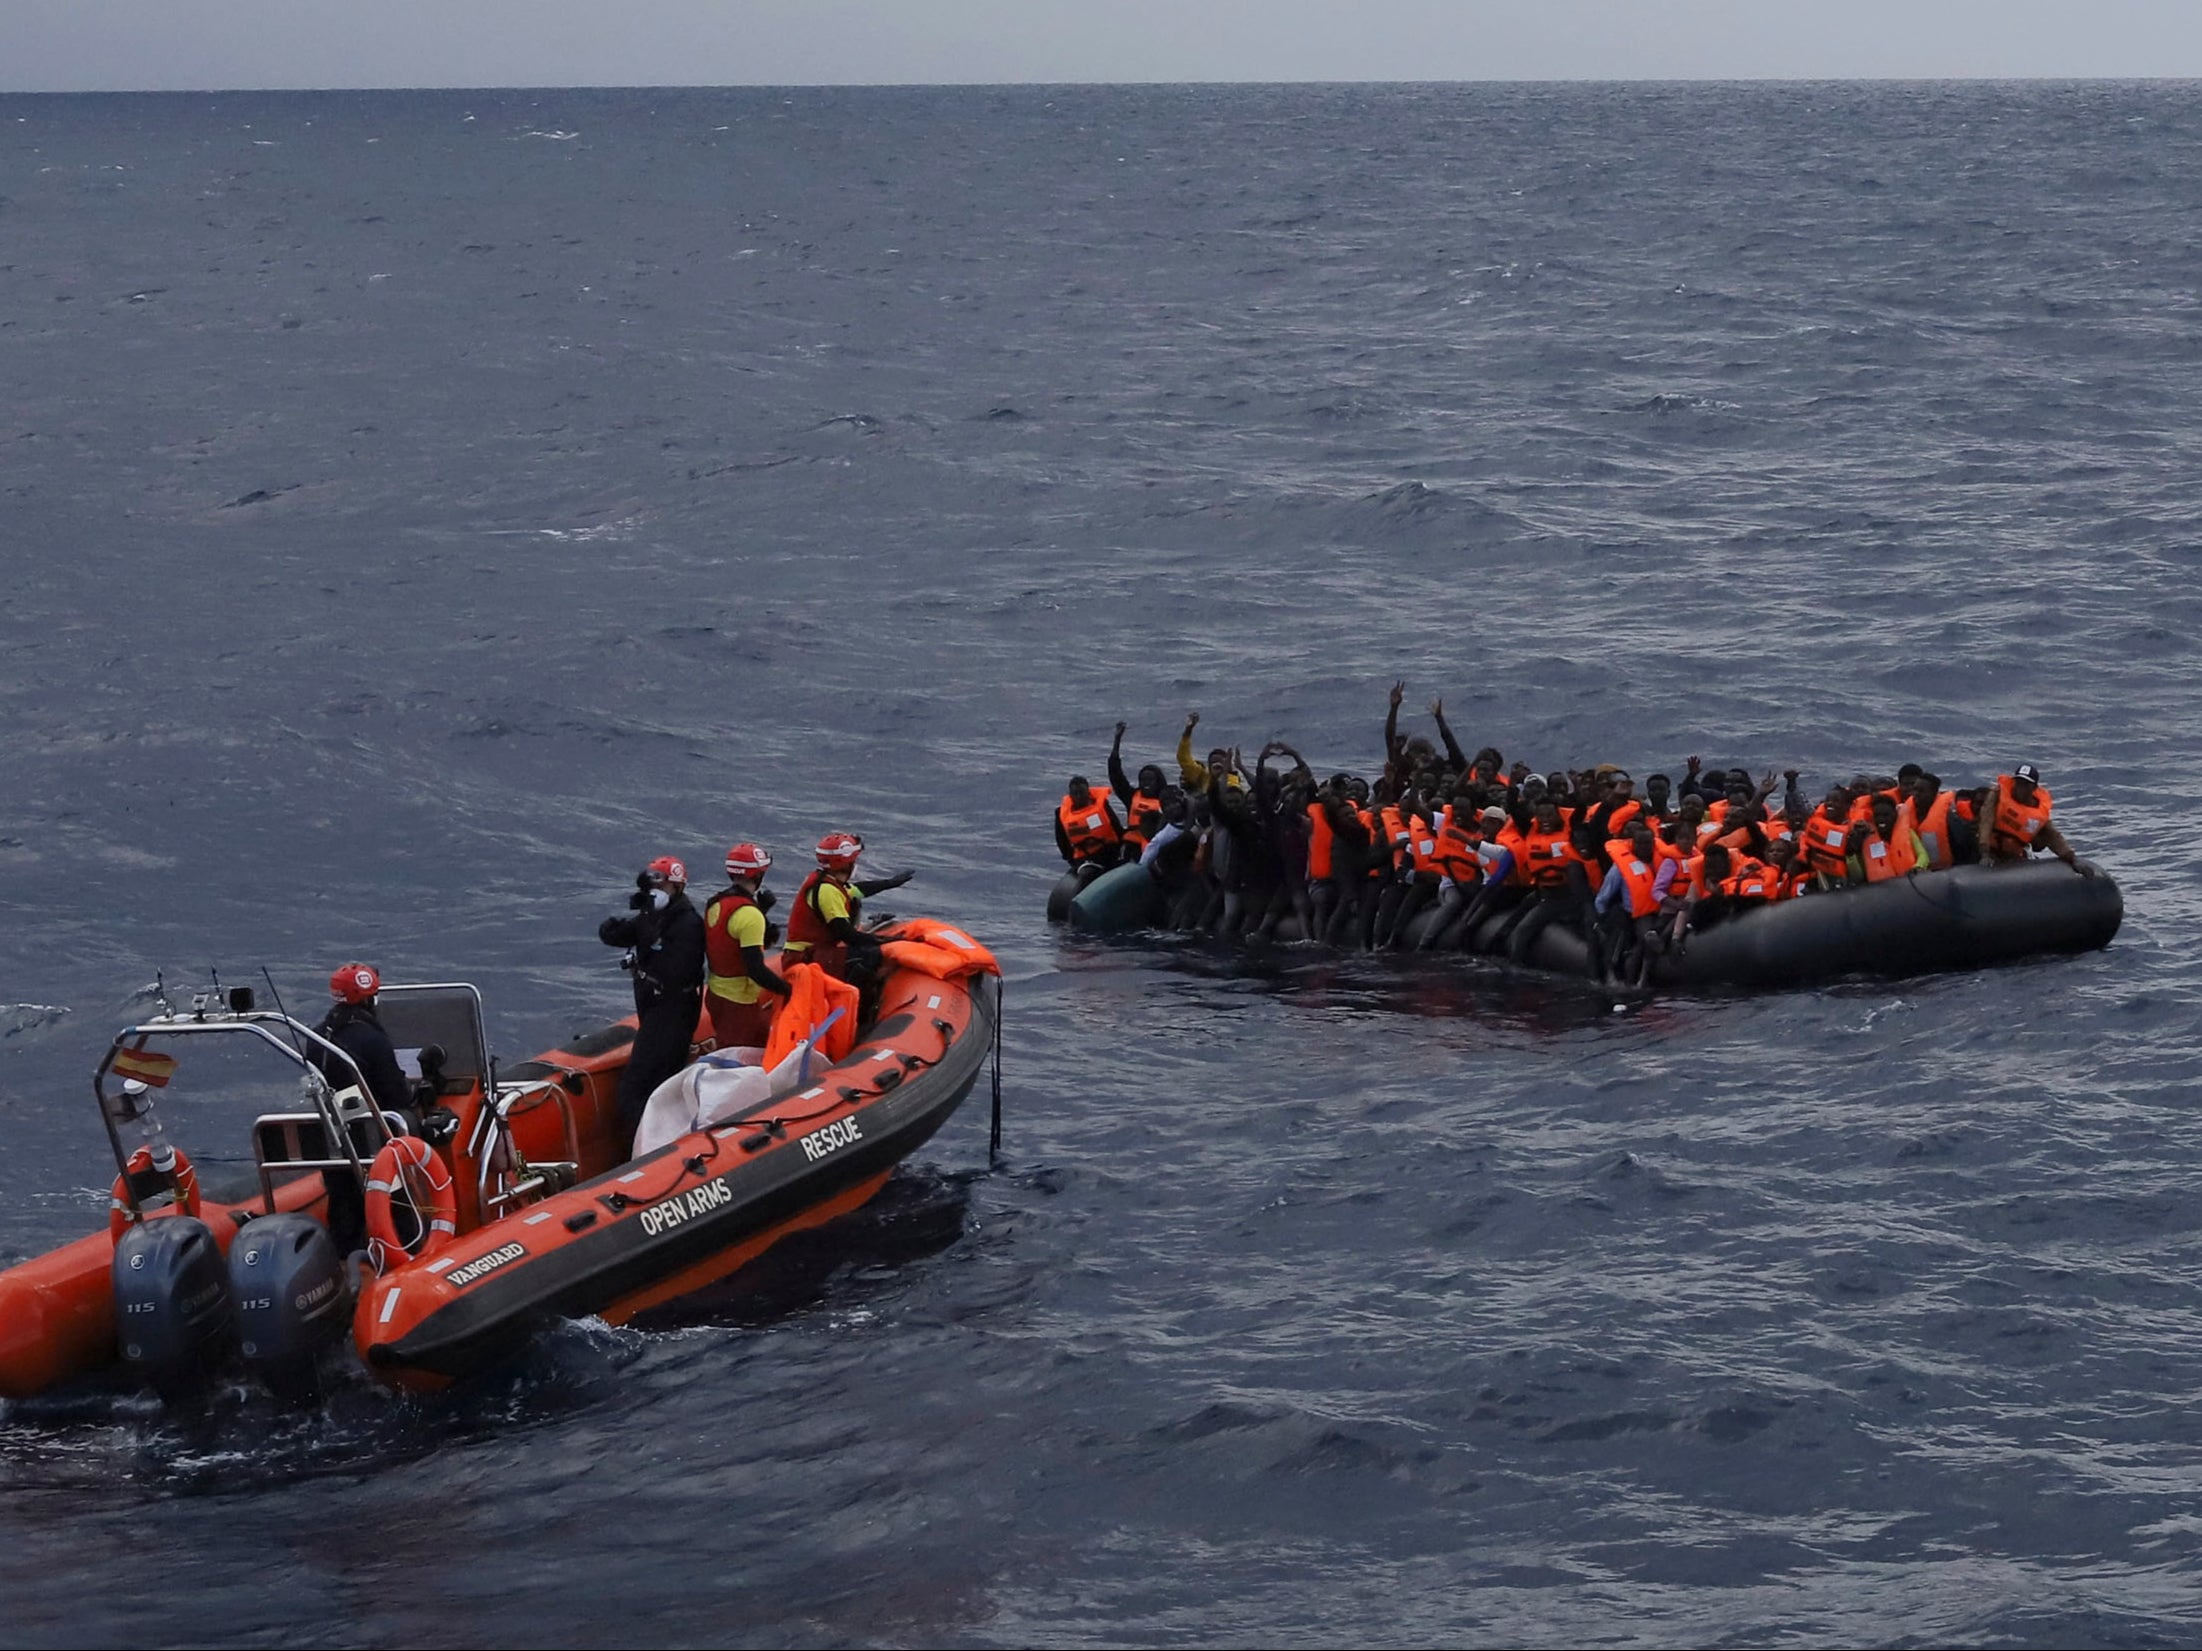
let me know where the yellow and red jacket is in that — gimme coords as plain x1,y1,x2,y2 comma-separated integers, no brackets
785,869,859,956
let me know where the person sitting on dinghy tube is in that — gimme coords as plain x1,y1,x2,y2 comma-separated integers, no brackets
784,832,914,985
1982,763,2088,873
703,841,792,1052
599,856,707,1145
1108,723,1170,861
1054,776,1123,884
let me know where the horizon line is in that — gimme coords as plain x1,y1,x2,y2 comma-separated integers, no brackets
7,73,2202,97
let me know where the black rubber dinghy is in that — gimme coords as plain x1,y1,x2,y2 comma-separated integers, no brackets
1055,860,2122,990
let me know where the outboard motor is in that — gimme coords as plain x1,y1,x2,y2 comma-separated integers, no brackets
230,1213,351,1402
112,1216,233,1401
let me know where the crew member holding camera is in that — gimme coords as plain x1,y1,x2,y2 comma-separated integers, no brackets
598,855,707,1146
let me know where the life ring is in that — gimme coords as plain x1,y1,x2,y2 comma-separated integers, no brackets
364,1136,456,1273
108,1145,202,1242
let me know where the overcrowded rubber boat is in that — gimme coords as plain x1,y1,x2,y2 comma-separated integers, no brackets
1046,696,2124,990
0,917,1000,1402
1054,857,2122,988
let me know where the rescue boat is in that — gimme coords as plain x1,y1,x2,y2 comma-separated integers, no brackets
1053,859,2122,988
0,917,1001,1402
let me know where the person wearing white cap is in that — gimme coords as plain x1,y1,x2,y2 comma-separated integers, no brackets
1981,764,2085,872
599,856,707,1146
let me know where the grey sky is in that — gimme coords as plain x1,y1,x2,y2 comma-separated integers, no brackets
7,1,2202,93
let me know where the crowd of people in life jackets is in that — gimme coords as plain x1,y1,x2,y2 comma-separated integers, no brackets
597,833,913,1142
1053,684,2093,987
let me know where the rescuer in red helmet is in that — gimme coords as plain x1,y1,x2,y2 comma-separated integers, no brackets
782,832,914,983
598,856,707,1146
309,963,416,1253
702,842,792,1050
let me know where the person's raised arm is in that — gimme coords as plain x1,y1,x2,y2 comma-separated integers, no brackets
1108,721,1135,804
1384,680,1405,763
1177,711,1205,789
1430,697,1468,770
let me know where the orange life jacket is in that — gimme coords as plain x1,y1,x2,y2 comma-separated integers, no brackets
1380,805,1415,871
1665,850,1705,905
1306,802,1336,881
1522,824,1582,889
1356,806,1383,879
1121,790,1165,850
1497,822,1533,888
760,962,862,1071
1604,839,1663,919
1902,791,1955,870
1435,817,1482,884
1800,809,1851,878
1721,857,1778,902
1859,826,1918,883
1058,792,1121,861
1408,817,1445,879
1988,775,2055,857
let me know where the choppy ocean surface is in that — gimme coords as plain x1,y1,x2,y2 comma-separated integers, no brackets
3,81,2201,1647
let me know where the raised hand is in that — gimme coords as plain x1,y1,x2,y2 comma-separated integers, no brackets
1388,681,1406,710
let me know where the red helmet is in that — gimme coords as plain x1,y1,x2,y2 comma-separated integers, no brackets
724,842,772,879
815,831,863,870
329,963,380,1004
645,855,687,886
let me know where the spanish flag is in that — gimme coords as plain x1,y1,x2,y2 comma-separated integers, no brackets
111,1045,178,1087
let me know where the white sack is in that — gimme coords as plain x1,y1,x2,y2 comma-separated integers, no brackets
631,1041,814,1159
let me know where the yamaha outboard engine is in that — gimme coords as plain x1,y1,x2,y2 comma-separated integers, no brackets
112,1216,234,1401
230,1213,351,1403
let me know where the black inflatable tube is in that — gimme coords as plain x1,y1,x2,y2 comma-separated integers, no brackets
1054,860,2123,990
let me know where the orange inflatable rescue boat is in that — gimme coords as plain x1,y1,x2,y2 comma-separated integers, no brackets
0,918,1001,1401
